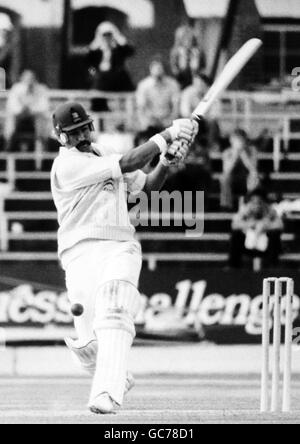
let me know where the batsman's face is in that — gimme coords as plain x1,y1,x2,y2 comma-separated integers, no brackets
68,125,93,152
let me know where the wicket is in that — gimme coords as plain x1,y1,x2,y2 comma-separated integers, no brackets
261,278,294,413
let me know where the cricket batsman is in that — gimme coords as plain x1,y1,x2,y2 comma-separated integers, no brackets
50,101,198,414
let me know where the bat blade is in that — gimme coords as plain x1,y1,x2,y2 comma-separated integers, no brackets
193,38,262,119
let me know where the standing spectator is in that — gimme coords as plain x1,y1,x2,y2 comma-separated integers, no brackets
181,72,220,150
87,22,135,93
136,56,180,139
5,70,50,152
220,129,259,210
170,24,206,89
0,13,18,88
229,188,283,268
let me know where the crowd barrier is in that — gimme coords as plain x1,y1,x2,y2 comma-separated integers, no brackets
1,89,300,169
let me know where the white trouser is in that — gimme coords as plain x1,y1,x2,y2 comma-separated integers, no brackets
63,239,142,344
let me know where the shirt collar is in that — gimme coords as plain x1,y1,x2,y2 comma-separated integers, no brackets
150,76,167,86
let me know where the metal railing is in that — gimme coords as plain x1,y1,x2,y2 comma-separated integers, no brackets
0,153,56,188
0,149,300,252
1,89,300,170
0,89,300,170
2,151,300,192
1,87,300,261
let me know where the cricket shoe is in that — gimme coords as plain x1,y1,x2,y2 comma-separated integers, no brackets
88,393,118,415
88,374,135,415
65,337,135,394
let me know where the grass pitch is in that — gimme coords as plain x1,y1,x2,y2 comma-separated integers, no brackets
0,375,299,424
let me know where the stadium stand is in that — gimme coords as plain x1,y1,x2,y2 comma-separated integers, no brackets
0,90,300,269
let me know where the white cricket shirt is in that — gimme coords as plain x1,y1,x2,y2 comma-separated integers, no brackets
51,143,146,260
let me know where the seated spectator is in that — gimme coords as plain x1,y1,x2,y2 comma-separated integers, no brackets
136,56,180,140
87,22,135,94
170,24,206,89
5,70,50,152
220,129,259,210
181,72,220,150
229,188,284,268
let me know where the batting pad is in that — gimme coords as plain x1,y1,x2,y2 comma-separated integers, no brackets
95,280,141,323
90,280,141,405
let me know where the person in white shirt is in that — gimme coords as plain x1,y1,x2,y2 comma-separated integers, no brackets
51,101,198,415
5,70,50,151
136,57,180,136
229,188,283,268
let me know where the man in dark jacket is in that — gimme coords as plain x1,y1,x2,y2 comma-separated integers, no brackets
88,21,135,93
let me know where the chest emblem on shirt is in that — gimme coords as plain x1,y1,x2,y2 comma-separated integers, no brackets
103,179,115,192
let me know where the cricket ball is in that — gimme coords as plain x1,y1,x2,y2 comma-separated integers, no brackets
71,303,84,317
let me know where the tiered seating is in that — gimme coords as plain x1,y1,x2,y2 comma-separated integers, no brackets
1,90,300,268
0,148,299,269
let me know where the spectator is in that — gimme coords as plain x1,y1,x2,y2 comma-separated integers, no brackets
0,13,18,88
5,70,50,152
229,188,284,268
87,22,135,93
220,129,259,210
181,72,220,150
170,24,206,89
136,56,180,140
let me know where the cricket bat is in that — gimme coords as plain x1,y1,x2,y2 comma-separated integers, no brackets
192,38,263,120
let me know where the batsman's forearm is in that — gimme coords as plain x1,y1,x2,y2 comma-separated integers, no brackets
119,141,160,173
119,130,171,173
144,162,169,195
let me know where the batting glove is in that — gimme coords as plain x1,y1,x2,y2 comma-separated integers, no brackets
167,119,199,144
160,139,189,167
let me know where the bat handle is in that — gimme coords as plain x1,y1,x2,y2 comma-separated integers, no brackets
192,114,204,123
164,116,202,162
